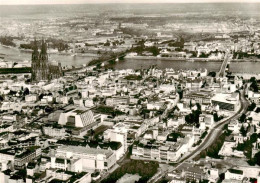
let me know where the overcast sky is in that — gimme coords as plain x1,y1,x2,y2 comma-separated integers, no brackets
1,0,260,5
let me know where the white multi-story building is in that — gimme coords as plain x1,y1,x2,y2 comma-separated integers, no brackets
106,96,129,107
132,135,194,163
167,117,184,129
208,168,219,182
147,102,166,110
54,145,117,171
104,123,128,160
211,93,239,111
58,108,97,128
158,84,176,93
225,169,244,181
228,120,241,134
199,114,214,129
25,94,38,103
43,126,67,137
1,102,24,112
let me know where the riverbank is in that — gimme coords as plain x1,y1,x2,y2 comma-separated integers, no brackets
0,44,94,67
1,44,98,58
232,59,260,62
1,44,260,74
110,58,223,72
125,55,222,62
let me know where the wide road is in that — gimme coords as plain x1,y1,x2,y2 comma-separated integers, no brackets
151,88,249,183
178,88,249,162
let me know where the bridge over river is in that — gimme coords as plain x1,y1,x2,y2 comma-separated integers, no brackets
217,50,232,77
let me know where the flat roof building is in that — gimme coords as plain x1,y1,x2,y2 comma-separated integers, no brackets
55,145,117,171
211,93,239,111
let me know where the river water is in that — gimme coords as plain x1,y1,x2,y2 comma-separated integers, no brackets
1,45,260,73
111,58,222,72
0,45,94,67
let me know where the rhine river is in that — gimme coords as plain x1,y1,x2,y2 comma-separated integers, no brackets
0,45,94,67
1,45,260,74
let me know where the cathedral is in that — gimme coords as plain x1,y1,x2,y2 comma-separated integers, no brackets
31,40,63,82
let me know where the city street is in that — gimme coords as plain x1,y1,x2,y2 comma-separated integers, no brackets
151,88,249,183
1,2,259,183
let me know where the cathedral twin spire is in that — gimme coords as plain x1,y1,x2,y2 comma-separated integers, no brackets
32,39,39,61
40,39,47,55
31,38,62,82
32,39,48,61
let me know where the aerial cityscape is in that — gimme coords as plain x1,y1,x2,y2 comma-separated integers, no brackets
0,1,260,183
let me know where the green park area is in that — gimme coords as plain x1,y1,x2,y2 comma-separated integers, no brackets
101,160,159,183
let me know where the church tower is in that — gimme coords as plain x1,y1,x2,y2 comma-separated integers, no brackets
31,39,62,82
38,40,49,81
31,39,39,81
39,40,48,61
32,39,39,61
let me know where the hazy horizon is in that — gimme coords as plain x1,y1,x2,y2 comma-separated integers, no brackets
1,0,260,5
